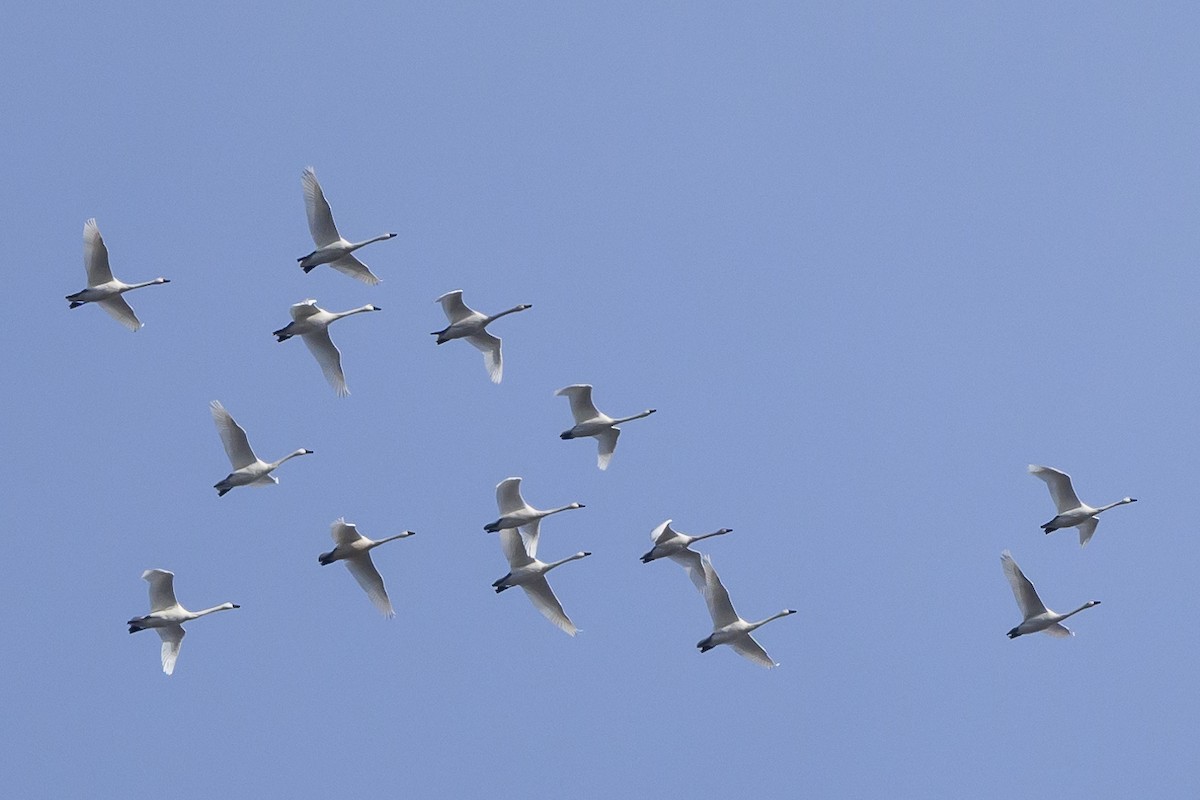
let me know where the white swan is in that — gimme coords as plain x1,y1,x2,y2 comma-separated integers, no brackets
492,527,591,635
210,400,313,496
695,555,795,668
273,299,381,396
319,518,414,618
298,167,396,285
66,219,169,331
1001,550,1100,638
1028,464,1137,546
483,477,584,539
555,384,656,470
127,569,239,675
431,290,531,383
641,519,733,593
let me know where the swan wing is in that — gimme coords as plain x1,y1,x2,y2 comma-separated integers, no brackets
1001,550,1049,618
209,400,258,469
302,329,348,397
518,519,541,559
1028,465,1082,512
730,633,779,669
1042,623,1073,638
142,569,179,612
289,299,321,321
556,384,602,423
500,528,534,568
345,553,394,618
329,253,381,286
466,332,503,383
667,549,707,594
98,295,142,331
331,518,365,546
596,427,620,470
83,218,114,285
496,477,527,515
436,290,475,324
520,578,578,636
700,555,740,628
1077,517,1099,547
302,167,341,246
156,625,185,675
651,519,675,544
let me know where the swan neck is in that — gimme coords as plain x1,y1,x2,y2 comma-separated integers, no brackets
192,603,235,618
1060,603,1096,620
751,610,793,630
486,306,527,323
272,449,308,468
547,553,587,570
376,532,412,546
351,234,393,249
614,410,654,424
693,529,731,542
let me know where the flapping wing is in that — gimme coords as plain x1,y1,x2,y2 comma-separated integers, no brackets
302,329,348,396
329,253,381,286
1001,550,1049,618
556,384,601,423
436,290,475,324
1042,623,1073,638
596,427,620,470
466,332,503,383
209,400,257,469
650,519,675,544
345,554,394,618
1028,465,1082,513
156,625,185,676
730,634,779,669
331,518,364,546
496,477,526,515
667,549,707,595
1077,517,1099,548
83,218,114,285
142,569,178,612
98,295,142,331
289,299,322,321
302,167,341,246
500,528,534,569
520,578,578,636
700,555,739,628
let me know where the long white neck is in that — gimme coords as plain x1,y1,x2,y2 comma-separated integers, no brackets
371,531,415,549
188,602,238,621
1058,602,1098,621
126,278,166,290
614,409,656,424
545,552,590,572
748,609,795,632
485,305,530,324
692,529,732,543
349,233,396,250
333,305,378,321
1096,498,1135,513
270,449,310,469
539,504,581,519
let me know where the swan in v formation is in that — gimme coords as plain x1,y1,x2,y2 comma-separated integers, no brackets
555,384,656,470
484,477,584,538
696,555,795,668
273,299,382,396
298,167,396,285
66,218,169,331
1001,550,1100,638
210,400,313,496
1028,464,1137,547
432,290,531,383
319,518,415,618
641,519,733,593
128,569,239,675
493,528,591,636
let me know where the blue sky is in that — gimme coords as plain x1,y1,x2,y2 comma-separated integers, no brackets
3,3,1198,798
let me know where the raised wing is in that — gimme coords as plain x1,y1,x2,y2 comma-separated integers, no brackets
499,528,534,569
730,634,778,669
156,625,185,675
83,218,115,285
209,400,257,469
496,477,527,515
331,518,364,546
1001,550,1049,618
329,253,381,286
520,578,578,636
667,549,707,595
1077,517,1099,547
518,519,541,558
302,329,348,396
289,299,322,321
302,167,341,247
556,384,602,424
466,332,503,383
98,295,142,331
1028,465,1082,513
436,290,475,324
345,554,394,618
650,519,676,544
596,427,620,470
142,569,178,612
700,555,739,628
1042,623,1073,638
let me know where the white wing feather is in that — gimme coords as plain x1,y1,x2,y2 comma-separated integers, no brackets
209,401,258,469
345,554,394,618
143,569,178,612
520,578,578,636
157,625,185,675
329,253,381,285
667,550,707,594
302,167,341,246
98,296,142,331
302,329,348,396
700,555,739,628
1001,550,1049,618
466,332,503,383
729,634,778,668
596,427,620,470
83,219,114,285
556,384,602,423
436,290,475,324
1028,465,1083,512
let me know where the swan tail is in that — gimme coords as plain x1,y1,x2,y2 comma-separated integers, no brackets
1006,627,1021,639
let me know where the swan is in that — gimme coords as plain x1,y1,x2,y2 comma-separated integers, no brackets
431,290,531,383
127,569,239,675
641,519,733,593
1001,550,1100,638
298,167,396,285
273,299,381,396
210,400,313,496
695,555,795,668
492,527,591,635
483,477,584,540
319,518,414,618
1028,464,1136,546
66,218,169,331
555,384,656,470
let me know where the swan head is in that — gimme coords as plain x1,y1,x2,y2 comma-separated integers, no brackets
366,305,382,312
384,233,398,239
580,551,592,558
1086,600,1101,607
156,278,170,284
1123,497,1137,504
719,528,733,535
226,603,241,610
298,449,315,456
519,304,532,310
570,503,585,509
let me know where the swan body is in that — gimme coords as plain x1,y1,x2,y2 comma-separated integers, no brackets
1001,550,1100,638
273,299,381,396
555,384,656,469
318,518,414,618
297,167,395,284
483,477,584,539
431,290,531,383
695,555,794,668
492,527,591,635
67,219,169,331
1028,464,1137,546
210,400,313,496
127,569,239,675
641,519,733,593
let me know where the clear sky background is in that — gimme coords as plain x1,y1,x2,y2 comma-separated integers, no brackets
3,3,1197,798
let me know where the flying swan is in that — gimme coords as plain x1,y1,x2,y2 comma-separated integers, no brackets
210,400,312,496
492,527,591,636
273,299,381,396
431,290,531,383
127,569,239,675
483,477,584,540
66,219,169,331
319,518,414,618
695,555,795,668
1028,464,1136,546
1001,550,1100,638
298,167,396,284
641,519,733,593
555,384,656,470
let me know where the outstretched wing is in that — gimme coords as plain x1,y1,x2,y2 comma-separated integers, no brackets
302,329,348,397
345,554,394,618
331,518,364,546
667,549,707,595
596,427,620,470
98,296,142,331
499,528,534,569
302,167,341,246
209,400,257,469
730,633,778,669
1001,550,1049,618
520,578,578,636
466,332,503,383
1028,465,1082,513
700,555,739,628
556,384,602,423
1042,623,1073,638
436,290,476,324
289,299,322,321
650,519,675,544
156,625,185,676
83,218,115,285
1077,517,1099,547
329,253,381,286
142,569,179,612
